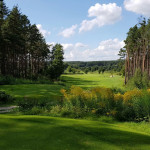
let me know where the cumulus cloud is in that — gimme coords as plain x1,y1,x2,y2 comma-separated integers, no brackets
62,43,73,50
59,24,78,38
36,24,51,37
62,39,124,61
124,0,150,17
75,43,88,48
79,3,122,32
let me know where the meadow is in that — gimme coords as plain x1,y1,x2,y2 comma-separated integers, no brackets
0,115,150,150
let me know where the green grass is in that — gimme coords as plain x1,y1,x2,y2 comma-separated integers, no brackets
0,115,150,150
0,84,63,99
61,73,124,89
0,73,124,100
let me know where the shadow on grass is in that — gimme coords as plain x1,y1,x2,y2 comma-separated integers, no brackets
61,75,100,88
0,116,150,149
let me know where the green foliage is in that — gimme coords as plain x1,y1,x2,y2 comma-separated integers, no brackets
0,91,14,104
47,44,64,80
127,69,149,89
67,66,72,73
0,75,53,85
84,68,89,74
132,92,150,120
66,60,125,73
59,86,150,121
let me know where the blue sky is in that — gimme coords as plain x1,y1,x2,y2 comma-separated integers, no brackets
5,0,150,61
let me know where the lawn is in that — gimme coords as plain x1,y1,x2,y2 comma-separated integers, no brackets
0,115,150,150
0,73,124,99
0,84,63,100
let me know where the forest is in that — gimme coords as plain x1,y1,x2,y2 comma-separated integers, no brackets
0,1,64,80
65,60,124,74
122,18,150,85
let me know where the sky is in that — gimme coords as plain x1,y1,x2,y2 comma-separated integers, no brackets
5,0,150,61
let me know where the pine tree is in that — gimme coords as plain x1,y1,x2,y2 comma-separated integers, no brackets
0,0,9,75
47,44,64,80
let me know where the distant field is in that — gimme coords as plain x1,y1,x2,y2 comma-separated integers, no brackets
0,73,124,99
0,115,150,150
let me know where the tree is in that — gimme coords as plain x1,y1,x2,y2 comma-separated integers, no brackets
123,17,150,85
67,66,72,73
0,0,9,75
0,2,50,79
102,67,105,74
47,44,64,80
98,66,103,74
84,68,89,74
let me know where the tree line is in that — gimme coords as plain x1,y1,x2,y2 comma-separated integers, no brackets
65,60,124,74
120,17,150,85
0,0,64,80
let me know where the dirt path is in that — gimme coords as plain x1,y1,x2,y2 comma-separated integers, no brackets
0,106,18,113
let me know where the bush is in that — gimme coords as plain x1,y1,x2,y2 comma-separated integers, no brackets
0,75,53,85
60,86,150,121
17,97,51,111
30,106,45,115
0,75,16,85
60,86,115,118
127,69,149,89
0,91,14,104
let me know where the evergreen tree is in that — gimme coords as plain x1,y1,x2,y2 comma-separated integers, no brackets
47,44,64,80
0,0,9,74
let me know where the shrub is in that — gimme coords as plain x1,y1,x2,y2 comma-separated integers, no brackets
50,105,62,116
0,91,14,104
132,92,150,120
60,86,150,121
30,106,45,115
0,75,16,85
17,97,51,111
127,69,149,89
60,86,115,117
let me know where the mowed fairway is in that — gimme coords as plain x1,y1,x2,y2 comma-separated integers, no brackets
61,73,124,89
0,115,150,150
0,73,124,99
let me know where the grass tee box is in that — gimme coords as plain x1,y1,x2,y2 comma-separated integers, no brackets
0,115,150,150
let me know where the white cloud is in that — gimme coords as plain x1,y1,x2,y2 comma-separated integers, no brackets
59,24,78,38
62,43,73,50
75,43,88,48
79,3,122,32
124,0,150,17
62,39,124,61
36,24,51,37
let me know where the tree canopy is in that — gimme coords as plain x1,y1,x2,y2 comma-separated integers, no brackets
0,0,64,80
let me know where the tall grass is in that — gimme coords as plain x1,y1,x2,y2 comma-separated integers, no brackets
59,86,150,121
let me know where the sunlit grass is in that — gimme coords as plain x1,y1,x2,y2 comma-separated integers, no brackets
0,115,150,150
0,73,124,100
61,73,124,89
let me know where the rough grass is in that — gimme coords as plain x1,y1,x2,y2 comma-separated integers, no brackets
0,115,150,150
